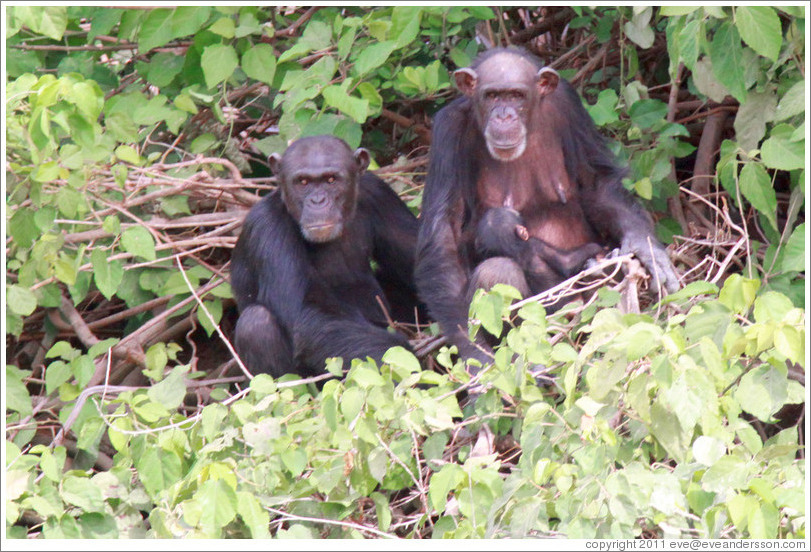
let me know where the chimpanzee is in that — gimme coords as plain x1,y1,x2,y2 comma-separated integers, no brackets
230,135,422,378
415,47,680,366
475,206,605,297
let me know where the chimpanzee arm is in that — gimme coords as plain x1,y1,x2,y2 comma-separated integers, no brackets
554,82,680,294
231,193,308,329
360,174,421,305
587,178,680,293
416,99,491,364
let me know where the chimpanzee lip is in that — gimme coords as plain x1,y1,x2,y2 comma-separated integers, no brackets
490,138,523,150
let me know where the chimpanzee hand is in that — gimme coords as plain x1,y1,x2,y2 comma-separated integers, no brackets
620,232,680,295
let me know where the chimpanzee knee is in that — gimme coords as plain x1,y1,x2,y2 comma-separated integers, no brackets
467,257,530,302
234,305,294,378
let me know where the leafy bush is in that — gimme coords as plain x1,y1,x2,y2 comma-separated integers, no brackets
5,5,806,540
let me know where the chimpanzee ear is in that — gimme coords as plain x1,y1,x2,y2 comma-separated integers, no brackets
454,68,478,96
537,67,559,97
268,153,283,175
353,148,370,173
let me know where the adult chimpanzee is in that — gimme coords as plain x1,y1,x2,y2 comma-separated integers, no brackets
231,135,421,378
416,47,680,366
475,206,605,297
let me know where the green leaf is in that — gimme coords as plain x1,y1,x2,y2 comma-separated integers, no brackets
734,365,789,421
370,492,392,532
356,82,383,115
349,366,385,388
692,436,726,466
692,57,730,103
353,41,397,76
49,361,77,396
429,464,464,512
774,325,804,366
201,403,228,441
9,207,40,249
382,346,421,378
761,124,805,171
61,475,105,512
733,90,777,152
748,502,779,539
586,89,619,126
121,226,156,261
738,163,778,231
322,85,370,123
91,249,124,300
774,80,805,122
170,6,211,38
139,9,174,52
147,365,189,410
6,366,33,417
280,448,307,476
735,6,782,61
677,19,702,71
701,455,750,493
196,479,237,532
659,6,699,16
236,491,270,538
753,291,794,323
727,492,756,531
623,8,654,49
340,388,364,424
708,22,747,102
196,299,222,337
7,284,38,316
780,223,806,273
201,44,239,89
629,99,668,129
241,44,276,86
114,145,142,166
391,7,422,48
16,6,67,40
718,274,760,313
136,448,182,496
650,401,689,463
144,343,169,378
173,93,198,114
471,291,504,338
325,357,344,378
209,16,235,38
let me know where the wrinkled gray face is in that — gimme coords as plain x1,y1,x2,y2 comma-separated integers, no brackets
270,136,369,243
455,53,559,162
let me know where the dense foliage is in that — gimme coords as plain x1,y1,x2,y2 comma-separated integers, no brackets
4,6,806,540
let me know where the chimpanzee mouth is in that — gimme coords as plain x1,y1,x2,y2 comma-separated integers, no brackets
303,223,342,243
488,140,526,161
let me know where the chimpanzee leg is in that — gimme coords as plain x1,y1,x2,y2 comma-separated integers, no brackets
234,305,294,378
467,257,530,302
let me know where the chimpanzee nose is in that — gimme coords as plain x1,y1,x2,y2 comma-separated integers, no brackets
310,193,327,207
494,107,515,122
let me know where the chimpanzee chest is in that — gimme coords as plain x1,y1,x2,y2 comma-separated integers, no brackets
307,222,386,321
475,156,594,249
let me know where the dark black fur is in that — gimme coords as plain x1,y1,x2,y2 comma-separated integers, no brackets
475,207,604,292
416,47,678,364
231,136,421,377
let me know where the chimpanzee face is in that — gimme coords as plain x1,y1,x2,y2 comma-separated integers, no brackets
454,52,559,162
269,136,370,243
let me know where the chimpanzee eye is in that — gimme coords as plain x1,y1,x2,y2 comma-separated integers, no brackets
299,178,308,186
485,91,497,100
327,176,335,184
